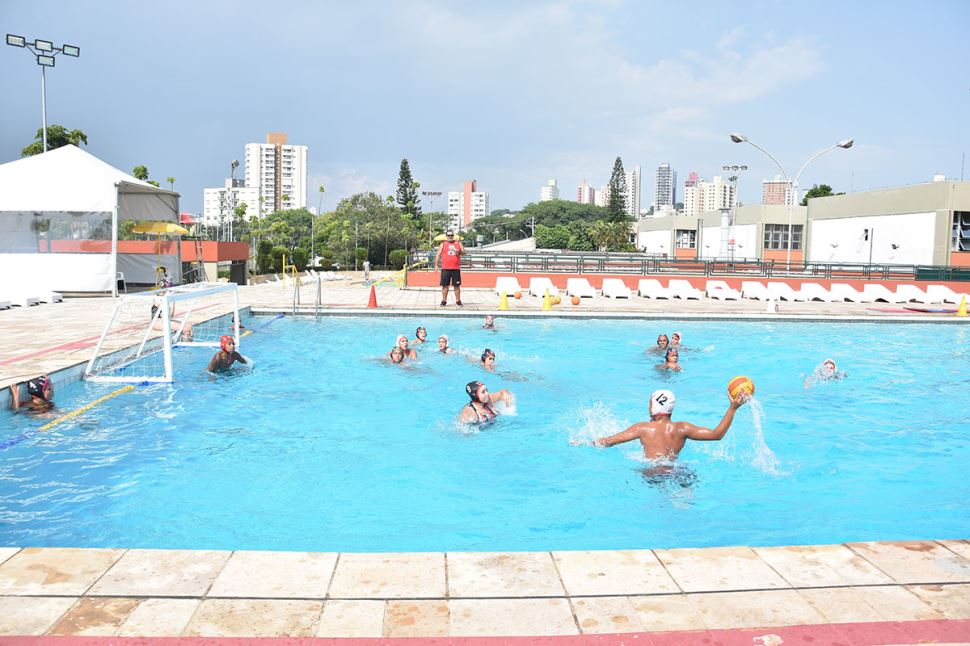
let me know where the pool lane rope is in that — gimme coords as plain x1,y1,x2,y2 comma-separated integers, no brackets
1,385,135,451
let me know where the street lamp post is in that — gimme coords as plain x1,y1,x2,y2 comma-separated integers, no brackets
6,35,80,153
730,133,853,270
421,190,442,247
722,165,748,260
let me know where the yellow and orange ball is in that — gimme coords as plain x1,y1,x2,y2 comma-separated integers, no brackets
571,296,580,305
727,376,755,399
513,291,522,299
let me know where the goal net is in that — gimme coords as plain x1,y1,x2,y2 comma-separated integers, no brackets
85,282,241,383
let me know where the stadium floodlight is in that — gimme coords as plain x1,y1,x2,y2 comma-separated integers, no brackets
7,34,81,152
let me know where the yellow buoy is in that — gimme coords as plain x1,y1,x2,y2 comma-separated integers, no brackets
499,291,509,311
958,295,967,317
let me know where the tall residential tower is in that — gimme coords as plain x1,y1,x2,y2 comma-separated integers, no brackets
244,132,308,213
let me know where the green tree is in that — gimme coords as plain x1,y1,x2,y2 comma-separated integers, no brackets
607,157,629,223
21,125,88,156
534,224,570,249
166,177,176,191
132,165,150,181
147,180,160,187
590,221,633,251
396,158,421,218
800,184,834,206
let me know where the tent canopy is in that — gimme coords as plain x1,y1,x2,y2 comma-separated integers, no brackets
0,144,179,219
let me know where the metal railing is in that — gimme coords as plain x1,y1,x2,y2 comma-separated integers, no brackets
407,250,970,282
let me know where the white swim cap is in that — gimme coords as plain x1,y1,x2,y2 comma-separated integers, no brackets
438,334,449,342
650,389,675,417
396,334,407,345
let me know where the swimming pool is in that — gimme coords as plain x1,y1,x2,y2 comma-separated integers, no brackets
2,316,968,552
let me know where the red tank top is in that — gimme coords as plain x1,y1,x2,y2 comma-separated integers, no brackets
441,241,462,270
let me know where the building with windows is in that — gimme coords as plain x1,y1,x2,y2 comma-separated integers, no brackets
595,185,608,208
682,172,700,218
626,165,641,218
539,179,559,202
577,179,596,205
244,132,308,213
762,175,794,205
202,179,261,228
447,179,489,231
655,163,676,209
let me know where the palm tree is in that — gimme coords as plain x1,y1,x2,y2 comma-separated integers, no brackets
166,177,176,191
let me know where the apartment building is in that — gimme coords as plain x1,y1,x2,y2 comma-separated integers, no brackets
244,132,308,213
447,179,490,231
539,179,559,202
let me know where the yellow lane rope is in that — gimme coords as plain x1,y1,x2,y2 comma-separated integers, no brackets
38,385,135,432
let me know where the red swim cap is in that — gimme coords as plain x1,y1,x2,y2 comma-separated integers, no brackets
220,335,233,351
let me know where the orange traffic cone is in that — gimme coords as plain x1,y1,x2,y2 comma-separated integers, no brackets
367,285,378,308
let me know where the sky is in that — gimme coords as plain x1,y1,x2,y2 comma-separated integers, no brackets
2,0,968,214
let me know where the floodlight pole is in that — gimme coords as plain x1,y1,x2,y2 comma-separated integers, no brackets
6,35,80,152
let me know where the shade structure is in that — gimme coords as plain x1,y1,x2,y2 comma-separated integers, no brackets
433,233,464,242
132,221,189,235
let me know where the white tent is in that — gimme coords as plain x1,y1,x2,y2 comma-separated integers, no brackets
0,145,180,294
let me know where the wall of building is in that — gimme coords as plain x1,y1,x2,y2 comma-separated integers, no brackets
638,229,670,255
808,211,938,264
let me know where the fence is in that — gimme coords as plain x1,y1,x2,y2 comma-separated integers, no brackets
407,250,970,282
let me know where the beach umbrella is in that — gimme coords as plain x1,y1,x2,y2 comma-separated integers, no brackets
131,221,190,283
433,233,464,242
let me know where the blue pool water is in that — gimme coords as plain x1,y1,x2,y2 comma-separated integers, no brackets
2,316,969,552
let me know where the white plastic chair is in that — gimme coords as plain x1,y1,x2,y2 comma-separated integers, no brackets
862,284,906,303
926,284,969,304
767,281,807,302
602,278,632,298
495,276,523,296
528,277,560,297
705,280,741,300
0,291,40,307
740,281,771,300
798,283,833,302
894,284,931,303
566,278,596,298
668,279,703,300
830,283,871,303
0,300,11,310
637,279,673,299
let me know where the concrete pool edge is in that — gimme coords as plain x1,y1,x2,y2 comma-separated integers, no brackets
0,540,968,637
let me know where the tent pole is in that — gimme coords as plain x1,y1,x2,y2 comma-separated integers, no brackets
112,183,120,297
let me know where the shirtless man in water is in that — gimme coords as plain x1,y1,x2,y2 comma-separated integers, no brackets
591,389,746,460
207,335,247,373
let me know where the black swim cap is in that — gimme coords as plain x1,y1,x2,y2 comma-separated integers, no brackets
481,349,495,362
466,381,484,401
27,376,51,400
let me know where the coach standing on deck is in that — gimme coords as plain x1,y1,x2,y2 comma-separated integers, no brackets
435,229,465,307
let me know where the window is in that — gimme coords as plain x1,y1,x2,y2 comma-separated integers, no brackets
675,229,696,249
763,224,803,250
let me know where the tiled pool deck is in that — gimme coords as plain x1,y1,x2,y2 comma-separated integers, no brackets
1,276,968,642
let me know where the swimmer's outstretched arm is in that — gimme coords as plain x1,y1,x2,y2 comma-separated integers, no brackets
593,423,644,448
487,389,513,406
682,395,746,441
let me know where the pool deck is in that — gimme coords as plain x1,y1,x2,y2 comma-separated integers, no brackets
1,276,969,642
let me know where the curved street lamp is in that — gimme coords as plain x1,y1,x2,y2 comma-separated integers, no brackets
730,133,853,268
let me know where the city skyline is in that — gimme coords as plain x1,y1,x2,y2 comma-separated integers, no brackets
2,1,968,215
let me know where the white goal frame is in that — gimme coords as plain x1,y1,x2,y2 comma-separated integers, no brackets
84,282,240,383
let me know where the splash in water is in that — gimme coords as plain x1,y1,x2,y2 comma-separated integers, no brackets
697,396,785,476
567,402,626,446
747,397,784,475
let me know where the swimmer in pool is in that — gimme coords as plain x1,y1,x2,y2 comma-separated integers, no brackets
657,347,683,372
388,346,406,365
394,334,418,360
804,358,847,388
459,380,514,424
480,348,496,372
483,315,495,330
412,326,429,345
151,299,194,341
646,334,669,355
9,375,55,412
207,335,247,373
437,335,454,354
670,331,682,348
589,389,747,461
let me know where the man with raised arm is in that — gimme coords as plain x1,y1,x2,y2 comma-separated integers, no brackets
591,389,746,460
434,229,465,307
